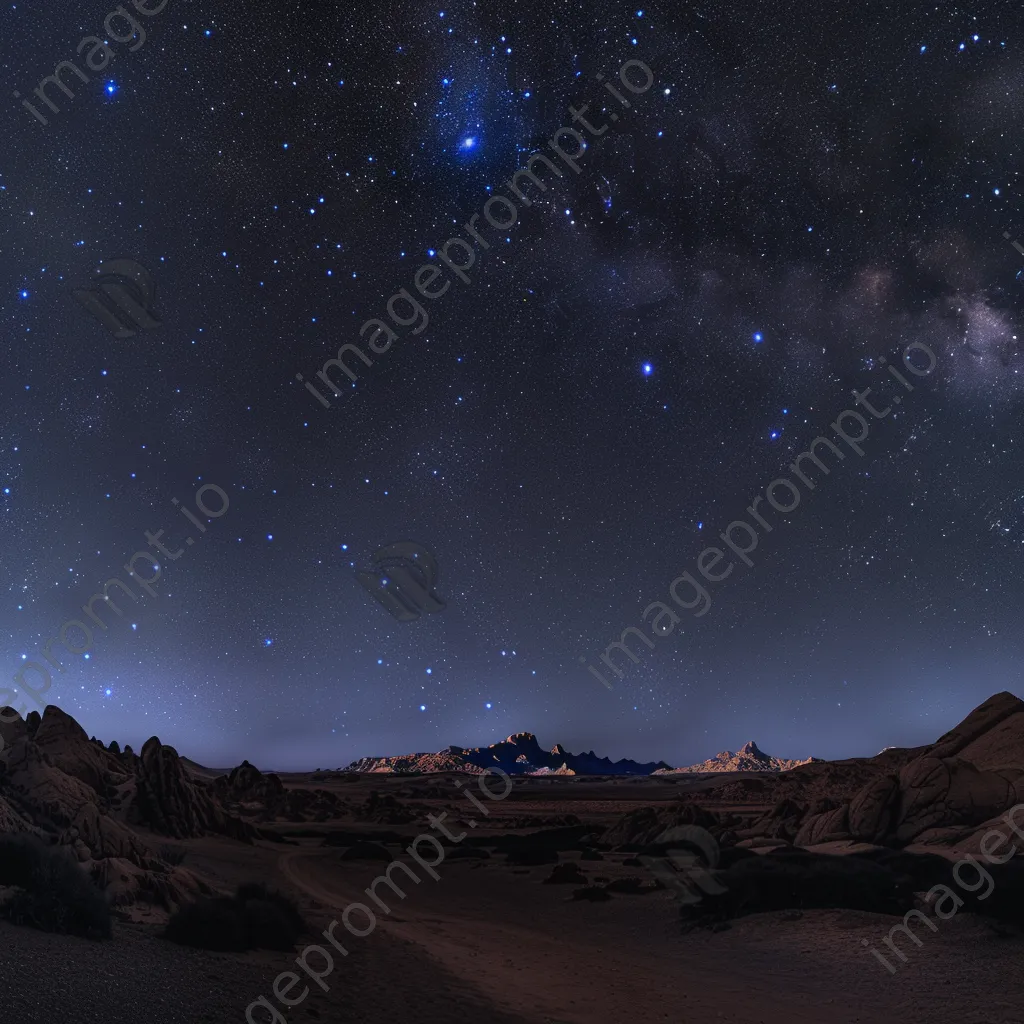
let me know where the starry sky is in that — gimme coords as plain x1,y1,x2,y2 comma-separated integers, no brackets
1,0,1023,770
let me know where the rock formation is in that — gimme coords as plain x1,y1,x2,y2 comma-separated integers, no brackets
0,704,259,915
344,731,672,775
654,740,819,774
620,692,1024,856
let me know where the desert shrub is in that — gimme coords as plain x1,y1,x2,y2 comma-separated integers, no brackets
165,883,306,952
678,850,917,929
240,899,302,951
235,882,306,935
157,844,187,866
0,834,42,888
0,835,111,939
165,897,248,951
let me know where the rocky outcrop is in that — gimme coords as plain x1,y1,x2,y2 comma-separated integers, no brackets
210,760,351,823
927,691,1024,769
607,693,1024,857
0,706,257,915
90,857,211,913
847,772,900,842
893,755,1021,842
31,706,125,795
602,803,727,849
127,737,255,841
793,804,850,846
783,694,1024,849
654,740,819,775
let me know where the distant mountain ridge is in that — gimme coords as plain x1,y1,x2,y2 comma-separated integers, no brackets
652,740,819,775
343,731,673,776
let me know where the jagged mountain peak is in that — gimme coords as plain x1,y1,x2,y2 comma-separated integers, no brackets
655,740,818,775
344,732,672,776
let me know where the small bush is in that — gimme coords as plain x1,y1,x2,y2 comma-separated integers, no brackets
0,834,111,939
236,882,306,937
164,897,248,951
164,883,306,952
0,834,42,888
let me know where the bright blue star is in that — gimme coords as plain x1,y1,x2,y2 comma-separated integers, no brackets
105,81,117,94
105,688,112,696
461,136,476,150
19,290,28,299
419,704,427,711
642,362,653,376
426,667,432,674
263,638,273,647
485,702,492,709
753,332,763,343
698,521,704,529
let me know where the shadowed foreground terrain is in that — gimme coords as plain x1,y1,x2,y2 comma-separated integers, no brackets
1,693,1024,1023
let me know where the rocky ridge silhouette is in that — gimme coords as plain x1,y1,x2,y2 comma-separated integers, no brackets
343,731,673,775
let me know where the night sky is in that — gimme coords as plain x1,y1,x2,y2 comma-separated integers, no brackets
2,0,1023,771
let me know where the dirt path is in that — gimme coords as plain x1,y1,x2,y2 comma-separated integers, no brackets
277,846,863,1024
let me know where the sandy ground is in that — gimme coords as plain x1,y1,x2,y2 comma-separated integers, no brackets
272,841,1024,1024
4,769,1024,1024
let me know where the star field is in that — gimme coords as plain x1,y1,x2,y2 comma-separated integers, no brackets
0,0,1022,769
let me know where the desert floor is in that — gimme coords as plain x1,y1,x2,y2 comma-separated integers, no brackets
4,772,1024,1024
